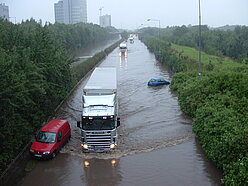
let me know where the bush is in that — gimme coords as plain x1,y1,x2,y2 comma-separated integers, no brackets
171,71,248,185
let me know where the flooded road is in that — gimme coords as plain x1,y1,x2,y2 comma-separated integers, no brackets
19,38,222,186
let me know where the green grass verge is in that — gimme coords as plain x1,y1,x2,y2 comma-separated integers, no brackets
172,44,247,72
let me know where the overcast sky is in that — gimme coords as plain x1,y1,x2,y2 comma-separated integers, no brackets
1,0,248,29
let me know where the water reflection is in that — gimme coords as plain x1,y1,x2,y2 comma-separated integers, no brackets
194,138,223,185
83,158,122,186
19,154,84,186
119,51,128,57
119,53,128,70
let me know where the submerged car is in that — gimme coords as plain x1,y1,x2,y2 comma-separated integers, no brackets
148,78,170,86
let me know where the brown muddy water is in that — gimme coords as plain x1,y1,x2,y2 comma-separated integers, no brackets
19,38,222,186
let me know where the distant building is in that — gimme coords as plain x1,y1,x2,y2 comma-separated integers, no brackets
100,14,111,28
0,3,9,21
54,0,87,24
54,1,64,23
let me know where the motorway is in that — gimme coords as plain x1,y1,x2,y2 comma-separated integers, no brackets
19,37,222,186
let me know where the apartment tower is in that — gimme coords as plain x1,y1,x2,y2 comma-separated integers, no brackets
99,14,111,28
54,0,87,24
0,3,9,21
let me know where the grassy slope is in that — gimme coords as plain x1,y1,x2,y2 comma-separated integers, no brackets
172,44,246,71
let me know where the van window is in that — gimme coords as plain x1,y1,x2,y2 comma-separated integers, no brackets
36,131,56,143
58,131,62,141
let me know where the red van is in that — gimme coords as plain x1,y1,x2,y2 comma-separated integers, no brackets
30,119,71,159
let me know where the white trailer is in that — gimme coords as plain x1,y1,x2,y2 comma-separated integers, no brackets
77,67,120,152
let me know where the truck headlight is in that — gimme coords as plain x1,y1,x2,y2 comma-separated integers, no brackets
110,144,115,149
43,151,50,155
30,149,34,153
81,144,88,149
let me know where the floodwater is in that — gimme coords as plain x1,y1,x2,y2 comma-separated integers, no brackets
19,38,222,186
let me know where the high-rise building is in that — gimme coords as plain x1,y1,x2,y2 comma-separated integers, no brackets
100,14,111,28
54,1,64,23
54,0,87,24
0,3,9,21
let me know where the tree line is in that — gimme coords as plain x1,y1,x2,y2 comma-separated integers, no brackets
47,22,115,54
0,18,116,174
140,25,248,64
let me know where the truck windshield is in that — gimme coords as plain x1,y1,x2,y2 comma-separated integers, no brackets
36,131,56,143
120,47,127,49
82,118,115,130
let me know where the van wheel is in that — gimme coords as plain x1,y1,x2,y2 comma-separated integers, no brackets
52,152,56,159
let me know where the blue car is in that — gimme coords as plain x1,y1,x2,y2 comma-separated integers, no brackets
148,78,170,86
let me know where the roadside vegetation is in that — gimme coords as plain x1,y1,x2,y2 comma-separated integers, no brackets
0,18,119,174
140,26,248,185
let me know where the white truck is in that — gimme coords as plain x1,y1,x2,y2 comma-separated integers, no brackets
77,67,120,152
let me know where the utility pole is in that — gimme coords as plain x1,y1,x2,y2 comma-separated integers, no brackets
147,19,161,38
198,0,202,79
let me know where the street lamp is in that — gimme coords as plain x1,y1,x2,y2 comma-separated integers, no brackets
136,24,148,39
147,18,160,38
137,23,148,30
198,0,202,78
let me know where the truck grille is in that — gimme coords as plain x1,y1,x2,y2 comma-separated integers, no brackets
82,130,115,151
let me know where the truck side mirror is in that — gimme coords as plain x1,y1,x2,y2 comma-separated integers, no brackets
117,117,120,127
77,121,81,128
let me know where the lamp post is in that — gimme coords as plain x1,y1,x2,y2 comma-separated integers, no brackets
147,18,160,38
137,23,148,30
198,0,202,78
136,24,148,39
